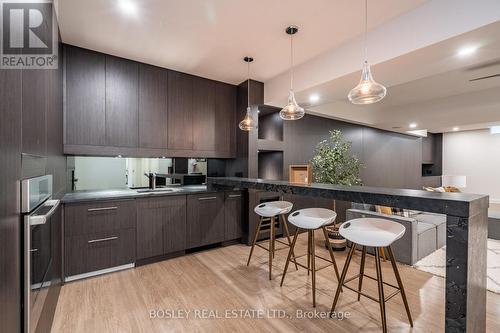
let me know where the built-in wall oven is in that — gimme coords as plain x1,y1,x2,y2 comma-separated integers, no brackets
21,175,60,333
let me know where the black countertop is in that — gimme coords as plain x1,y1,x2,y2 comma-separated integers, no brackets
62,185,219,204
207,177,489,218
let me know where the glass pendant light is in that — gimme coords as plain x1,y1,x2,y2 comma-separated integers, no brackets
348,0,387,104
239,57,256,131
280,25,305,120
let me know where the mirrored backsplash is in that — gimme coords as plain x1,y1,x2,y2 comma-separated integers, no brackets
68,156,208,191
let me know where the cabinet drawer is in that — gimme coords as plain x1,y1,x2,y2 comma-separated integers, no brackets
64,200,136,237
65,228,135,276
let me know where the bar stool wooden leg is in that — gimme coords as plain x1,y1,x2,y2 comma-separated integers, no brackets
269,216,275,280
280,228,300,287
311,230,317,307
307,231,311,276
357,246,367,301
374,248,387,333
330,244,356,315
321,227,341,283
387,246,413,327
247,216,263,266
281,214,299,270
379,247,387,261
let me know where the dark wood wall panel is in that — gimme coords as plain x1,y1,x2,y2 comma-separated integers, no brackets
22,68,48,156
0,69,22,333
283,114,422,189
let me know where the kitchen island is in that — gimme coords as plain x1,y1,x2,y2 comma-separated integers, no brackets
207,177,489,333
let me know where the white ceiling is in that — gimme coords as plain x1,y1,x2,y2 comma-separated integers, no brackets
58,0,428,84
298,20,500,134
57,0,500,134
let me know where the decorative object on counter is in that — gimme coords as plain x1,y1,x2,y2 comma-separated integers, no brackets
441,175,466,191
311,130,363,250
289,164,312,185
348,0,387,104
280,25,305,121
239,57,257,131
310,130,363,186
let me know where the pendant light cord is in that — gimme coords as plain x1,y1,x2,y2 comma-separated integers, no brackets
247,60,250,109
364,0,368,63
290,33,294,90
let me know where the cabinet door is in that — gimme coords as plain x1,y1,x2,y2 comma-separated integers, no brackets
162,196,187,254
65,46,106,146
139,64,168,148
186,193,225,248
22,69,48,156
136,198,165,259
224,191,243,240
168,71,193,150
136,196,186,259
106,55,139,147
215,82,236,155
192,77,216,151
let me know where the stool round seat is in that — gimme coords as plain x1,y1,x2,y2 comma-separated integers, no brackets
339,218,406,247
254,201,293,217
288,208,337,230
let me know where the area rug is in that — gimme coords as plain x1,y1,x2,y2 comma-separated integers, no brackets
414,239,500,294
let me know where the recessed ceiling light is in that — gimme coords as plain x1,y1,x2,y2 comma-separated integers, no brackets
309,94,320,103
409,123,418,129
452,127,459,131
118,0,137,16
457,45,478,57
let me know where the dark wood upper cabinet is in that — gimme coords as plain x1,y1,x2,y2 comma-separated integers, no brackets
193,76,216,151
22,69,48,156
168,71,193,150
105,55,139,147
186,193,225,248
63,45,238,157
65,46,106,146
139,64,168,149
215,82,236,154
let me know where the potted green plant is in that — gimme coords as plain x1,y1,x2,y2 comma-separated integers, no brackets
310,130,363,250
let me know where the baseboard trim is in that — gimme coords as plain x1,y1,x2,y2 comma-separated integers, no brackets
65,263,134,282
135,251,186,267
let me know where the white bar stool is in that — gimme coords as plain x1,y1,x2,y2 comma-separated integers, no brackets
280,208,341,307
247,201,298,280
330,218,413,333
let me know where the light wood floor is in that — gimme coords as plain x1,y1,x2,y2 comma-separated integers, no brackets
52,231,500,332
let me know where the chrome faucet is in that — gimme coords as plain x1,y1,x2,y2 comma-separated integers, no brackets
144,172,157,190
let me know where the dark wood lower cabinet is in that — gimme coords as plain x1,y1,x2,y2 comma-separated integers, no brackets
187,193,225,248
65,228,136,276
136,196,186,260
63,191,244,276
224,191,243,241
64,200,136,277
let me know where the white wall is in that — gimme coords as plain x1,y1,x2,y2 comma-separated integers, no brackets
443,129,500,202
